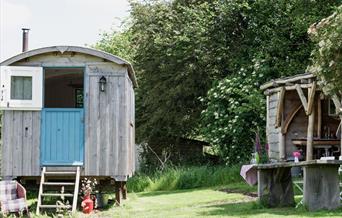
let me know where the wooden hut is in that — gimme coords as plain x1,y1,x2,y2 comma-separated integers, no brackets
261,73,342,161
0,46,137,211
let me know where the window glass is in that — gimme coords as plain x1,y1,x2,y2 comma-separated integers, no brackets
11,76,32,100
75,88,84,108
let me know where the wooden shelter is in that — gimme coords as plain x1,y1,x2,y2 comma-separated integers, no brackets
261,73,342,161
257,73,342,211
0,46,137,209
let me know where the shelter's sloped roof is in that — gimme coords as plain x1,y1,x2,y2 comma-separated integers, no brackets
260,73,315,90
0,46,138,87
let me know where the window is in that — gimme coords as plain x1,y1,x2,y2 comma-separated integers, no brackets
11,76,32,100
0,66,43,110
44,68,84,108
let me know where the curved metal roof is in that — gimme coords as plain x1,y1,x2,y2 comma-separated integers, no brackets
0,45,137,87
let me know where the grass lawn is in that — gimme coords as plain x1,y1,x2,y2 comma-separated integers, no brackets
29,183,342,218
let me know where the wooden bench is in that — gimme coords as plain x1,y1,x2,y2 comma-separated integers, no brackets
256,160,342,211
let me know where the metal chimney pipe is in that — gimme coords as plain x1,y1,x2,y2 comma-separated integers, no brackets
22,28,30,52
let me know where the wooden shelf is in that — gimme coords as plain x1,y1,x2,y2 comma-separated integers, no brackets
292,138,340,146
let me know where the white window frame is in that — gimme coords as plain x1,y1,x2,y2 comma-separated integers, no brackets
0,66,43,110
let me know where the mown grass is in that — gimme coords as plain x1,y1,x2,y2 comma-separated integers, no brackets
127,165,243,192
95,188,342,218
9,165,342,217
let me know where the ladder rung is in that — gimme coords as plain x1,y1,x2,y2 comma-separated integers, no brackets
45,171,76,175
41,193,74,197
40,205,72,209
44,182,75,186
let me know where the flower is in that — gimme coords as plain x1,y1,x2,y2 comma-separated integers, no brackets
80,178,98,196
293,151,301,158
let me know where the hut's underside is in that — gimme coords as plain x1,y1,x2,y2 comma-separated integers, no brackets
263,73,342,161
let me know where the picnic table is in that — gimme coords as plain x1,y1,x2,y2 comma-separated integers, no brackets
256,160,342,211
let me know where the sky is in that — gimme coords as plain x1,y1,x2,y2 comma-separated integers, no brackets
0,0,130,62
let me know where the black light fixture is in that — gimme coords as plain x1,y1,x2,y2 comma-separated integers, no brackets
99,76,107,92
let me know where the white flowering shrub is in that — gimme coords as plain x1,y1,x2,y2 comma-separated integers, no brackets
200,71,266,164
307,5,342,95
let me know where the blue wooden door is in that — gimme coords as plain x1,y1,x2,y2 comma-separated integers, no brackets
41,108,84,165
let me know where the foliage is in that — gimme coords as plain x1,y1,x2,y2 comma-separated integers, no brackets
127,165,243,192
199,0,339,164
200,72,265,164
94,29,135,63
307,5,342,95
95,0,340,166
130,1,220,143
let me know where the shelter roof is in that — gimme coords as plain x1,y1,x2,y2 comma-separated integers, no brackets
260,73,315,91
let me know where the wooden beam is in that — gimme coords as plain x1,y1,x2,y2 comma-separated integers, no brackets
264,83,319,96
306,104,316,161
278,97,286,161
121,182,127,200
275,87,286,128
260,73,315,90
279,132,286,161
115,181,122,206
266,95,271,157
317,97,322,138
282,104,303,134
296,84,308,114
307,81,317,115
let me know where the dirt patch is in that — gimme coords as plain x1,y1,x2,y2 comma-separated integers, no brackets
219,188,258,198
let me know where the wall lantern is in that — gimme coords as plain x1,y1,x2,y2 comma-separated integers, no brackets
99,76,107,92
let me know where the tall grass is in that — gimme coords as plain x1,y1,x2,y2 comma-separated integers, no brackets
127,165,243,193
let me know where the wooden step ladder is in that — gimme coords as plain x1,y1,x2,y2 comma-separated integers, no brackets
36,167,81,214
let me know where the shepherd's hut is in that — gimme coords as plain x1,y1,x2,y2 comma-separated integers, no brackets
0,45,137,212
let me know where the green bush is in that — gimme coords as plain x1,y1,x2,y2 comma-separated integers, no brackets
200,73,266,165
127,165,243,193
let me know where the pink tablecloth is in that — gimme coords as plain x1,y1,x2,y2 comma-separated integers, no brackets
240,164,257,186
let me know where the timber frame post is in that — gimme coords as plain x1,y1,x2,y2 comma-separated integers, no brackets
306,104,315,160
121,182,127,200
306,82,317,160
332,95,342,159
115,181,122,206
276,87,286,161
115,181,128,206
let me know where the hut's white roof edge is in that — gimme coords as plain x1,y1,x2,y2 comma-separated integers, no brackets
0,45,138,87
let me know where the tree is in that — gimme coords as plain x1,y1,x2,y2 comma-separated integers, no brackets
95,0,341,166
199,0,340,164
94,29,135,63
